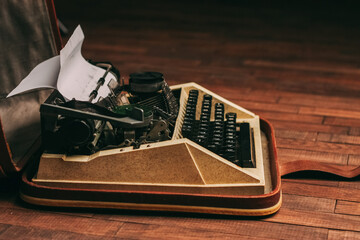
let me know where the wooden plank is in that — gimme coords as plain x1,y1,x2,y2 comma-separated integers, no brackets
275,129,317,141
115,222,277,240
270,120,349,134
335,200,360,216
0,224,117,240
278,148,348,165
348,155,360,166
282,194,335,213
318,133,360,145
324,117,360,128
282,181,360,202
282,178,339,187
317,133,332,142
0,223,9,235
278,94,360,112
107,215,328,240
253,111,324,124
339,181,360,190
0,208,122,237
227,100,299,114
0,191,95,219
277,138,360,155
265,208,360,232
299,107,360,119
206,87,279,104
350,127,360,136
328,230,360,240
243,59,360,76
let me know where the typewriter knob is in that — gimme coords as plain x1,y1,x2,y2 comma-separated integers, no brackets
63,119,95,146
129,71,164,93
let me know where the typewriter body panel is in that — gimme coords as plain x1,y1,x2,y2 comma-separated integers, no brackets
32,81,275,199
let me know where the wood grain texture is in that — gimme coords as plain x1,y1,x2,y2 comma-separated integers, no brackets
328,230,360,240
1,0,360,239
335,200,360,216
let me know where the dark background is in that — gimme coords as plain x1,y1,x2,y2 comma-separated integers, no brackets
54,0,360,97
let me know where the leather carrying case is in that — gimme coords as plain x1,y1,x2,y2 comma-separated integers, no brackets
0,0,358,217
0,0,61,178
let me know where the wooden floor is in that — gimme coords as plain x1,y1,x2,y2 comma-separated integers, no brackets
1,0,360,239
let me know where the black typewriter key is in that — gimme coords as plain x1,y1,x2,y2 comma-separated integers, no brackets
188,100,197,105
185,109,195,115
214,126,223,132
212,138,222,144
214,121,223,127
203,94,212,101
214,120,224,127
200,115,210,121
185,113,195,119
225,140,236,147
215,111,224,117
183,121,193,127
207,144,217,152
225,128,235,133
201,108,211,115
213,130,222,136
225,134,236,141
184,116,194,122
212,136,223,142
215,110,224,115
202,101,211,106
200,114,209,120
189,89,199,95
226,112,237,119
199,128,208,134
225,133,235,140
215,114,223,121
215,102,224,108
227,123,235,128
224,148,236,161
226,114,236,120
186,107,195,112
196,135,207,145
215,108,223,114
182,124,192,130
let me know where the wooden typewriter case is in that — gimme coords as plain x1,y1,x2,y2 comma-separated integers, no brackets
20,83,282,216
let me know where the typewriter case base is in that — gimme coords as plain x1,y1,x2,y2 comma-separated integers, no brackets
19,83,282,216
20,119,280,216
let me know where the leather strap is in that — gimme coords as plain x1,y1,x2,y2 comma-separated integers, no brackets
280,160,360,178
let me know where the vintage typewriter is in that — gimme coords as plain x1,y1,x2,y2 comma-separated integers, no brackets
33,63,272,198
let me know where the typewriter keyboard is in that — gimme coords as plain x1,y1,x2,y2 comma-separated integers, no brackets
181,89,255,168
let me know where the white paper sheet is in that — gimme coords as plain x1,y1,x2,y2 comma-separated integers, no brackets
57,26,113,102
7,25,115,103
6,55,60,98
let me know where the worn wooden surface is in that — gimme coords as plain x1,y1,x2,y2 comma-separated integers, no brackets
1,0,360,239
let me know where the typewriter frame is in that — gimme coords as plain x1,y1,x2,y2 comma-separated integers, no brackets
19,83,282,216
